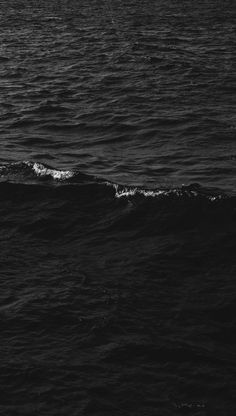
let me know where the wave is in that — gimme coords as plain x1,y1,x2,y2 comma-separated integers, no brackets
1,161,234,242
0,161,74,181
0,161,228,204
109,182,224,202
29,162,74,180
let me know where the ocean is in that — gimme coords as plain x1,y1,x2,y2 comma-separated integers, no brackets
0,0,236,414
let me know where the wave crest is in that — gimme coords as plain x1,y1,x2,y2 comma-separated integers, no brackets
107,182,224,202
0,161,75,182
0,161,227,203
27,162,74,180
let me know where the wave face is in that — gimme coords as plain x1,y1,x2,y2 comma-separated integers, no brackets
0,160,235,241
1,162,236,415
0,160,229,201
1,0,236,414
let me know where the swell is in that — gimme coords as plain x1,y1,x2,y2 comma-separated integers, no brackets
0,160,235,240
0,161,230,203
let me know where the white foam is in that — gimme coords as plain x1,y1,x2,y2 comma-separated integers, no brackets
25,162,74,180
106,182,223,201
209,195,222,201
110,183,167,198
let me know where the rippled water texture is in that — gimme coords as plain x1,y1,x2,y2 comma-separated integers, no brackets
1,1,236,415
0,0,236,189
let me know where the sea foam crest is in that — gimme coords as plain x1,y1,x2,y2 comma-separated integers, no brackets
107,182,223,201
113,184,167,198
25,162,74,180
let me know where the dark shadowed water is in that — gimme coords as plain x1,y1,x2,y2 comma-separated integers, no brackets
0,0,236,414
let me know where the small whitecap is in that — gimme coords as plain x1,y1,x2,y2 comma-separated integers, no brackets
25,162,74,180
111,183,167,199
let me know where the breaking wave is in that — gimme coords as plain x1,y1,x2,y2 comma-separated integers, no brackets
0,161,227,203
0,161,74,181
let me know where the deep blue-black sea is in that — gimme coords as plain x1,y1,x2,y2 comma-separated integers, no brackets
0,0,236,414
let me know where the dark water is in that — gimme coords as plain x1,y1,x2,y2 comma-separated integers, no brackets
1,0,236,414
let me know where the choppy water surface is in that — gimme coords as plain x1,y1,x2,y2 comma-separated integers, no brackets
1,0,236,188
0,1,236,415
